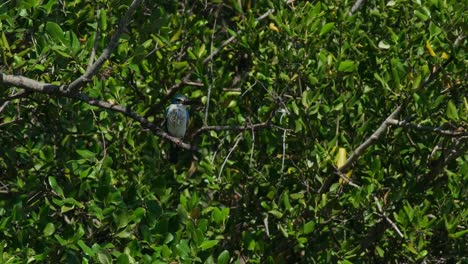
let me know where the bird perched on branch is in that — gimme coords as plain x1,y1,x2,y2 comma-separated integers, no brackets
164,94,190,162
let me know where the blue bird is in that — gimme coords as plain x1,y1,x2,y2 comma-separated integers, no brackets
165,94,189,162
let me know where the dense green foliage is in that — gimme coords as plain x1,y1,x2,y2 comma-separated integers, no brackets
0,0,466,263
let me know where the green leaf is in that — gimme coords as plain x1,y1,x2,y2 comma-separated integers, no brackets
170,27,182,42
48,176,64,197
376,245,385,257
116,253,130,264
451,229,468,239
45,21,65,43
320,22,335,35
97,250,112,264
99,10,108,31
303,221,315,234
217,250,230,264
211,207,229,224
43,223,55,236
199,239,219,250
268,209,283,218
301,90,313,108
338,60,357,72
176,240,190,257
76,149,96,159
77,240,95,257
290,192,304,200
172,61,188,70
115,230,132,238
1,32,10,52
446,100,459,120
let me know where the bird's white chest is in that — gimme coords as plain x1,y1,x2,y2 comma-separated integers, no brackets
166,104,188,138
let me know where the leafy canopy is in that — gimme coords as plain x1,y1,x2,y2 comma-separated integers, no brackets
0,0,466,263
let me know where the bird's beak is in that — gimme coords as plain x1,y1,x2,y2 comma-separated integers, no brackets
181,98,191,105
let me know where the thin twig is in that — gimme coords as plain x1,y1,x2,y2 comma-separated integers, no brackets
339,106,403,173
182,80,204,87
249,121,255,167
91,109,107,161
0,73,191,149
319,57,454,193
279,110,288,174
67,0,142,93
202,9,274,65
387,118,467,137
204,10,218,126
335,169,361,189
191,122,270,139
218,134,243,180
86,9,101,71
161,9,275,102
263,214,270,237
374,196,404,238
0,90,30,105
0,101,8,114
443,137,468,164
0,118,23,128
281,128,287,174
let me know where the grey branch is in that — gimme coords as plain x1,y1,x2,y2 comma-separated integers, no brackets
318,106,402,193
340,106,403,173
319,56,454,193
203,9,273,65
191,122,270,139
374,196,404,238
0,90,30,105
387,119,468,137
0,73,191,150
66,0,142,93
87,9,102,71
0,118,23,128
443,137,468,164
335,168,361,189
0,4,273,151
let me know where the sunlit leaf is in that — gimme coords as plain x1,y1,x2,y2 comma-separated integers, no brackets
338,60,357,72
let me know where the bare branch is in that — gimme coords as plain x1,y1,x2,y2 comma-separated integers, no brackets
281,127,287,174
249,121,256,167
0,8,276,151
151,9,275,116
335,169,361,189
203,9,273,65
191,122,270,139
71,93,192,150
0,118,23,128
182,80,204,87
0,90,30,105
218,133,243,180
162,9,275,99
86,9,102,71
0,73,192,149
374,196,404,238
1,74,61,93
319,57,454,193
387,118,468,137
443,137,468,164
67,0,143,93
339,106,403,173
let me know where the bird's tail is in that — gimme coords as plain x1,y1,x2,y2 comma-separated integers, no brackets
169,143,178,163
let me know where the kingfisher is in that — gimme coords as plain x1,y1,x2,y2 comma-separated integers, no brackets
164,94,189,161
